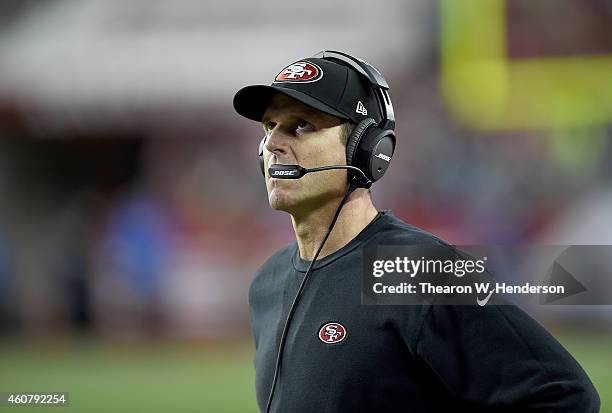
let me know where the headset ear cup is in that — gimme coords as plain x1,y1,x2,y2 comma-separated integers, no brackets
362,129,395,182
345,118,377,165
258,135,267,177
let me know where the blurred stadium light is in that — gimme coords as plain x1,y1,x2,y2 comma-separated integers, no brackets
440,0,612,130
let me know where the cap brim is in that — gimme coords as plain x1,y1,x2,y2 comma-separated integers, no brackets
233,84,349,123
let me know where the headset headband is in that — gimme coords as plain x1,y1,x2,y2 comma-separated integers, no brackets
312,50,395,131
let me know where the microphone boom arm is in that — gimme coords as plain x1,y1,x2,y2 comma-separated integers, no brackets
268,164,372,188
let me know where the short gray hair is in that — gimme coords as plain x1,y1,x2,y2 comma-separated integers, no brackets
339,121,355,146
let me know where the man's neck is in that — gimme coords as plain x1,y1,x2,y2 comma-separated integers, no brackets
290,189,379,261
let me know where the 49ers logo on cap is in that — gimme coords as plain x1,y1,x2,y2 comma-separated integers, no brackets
318,322,347,344
275,61,322,83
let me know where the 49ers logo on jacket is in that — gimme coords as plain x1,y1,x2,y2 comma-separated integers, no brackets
274,61,322,83
318,322,347,344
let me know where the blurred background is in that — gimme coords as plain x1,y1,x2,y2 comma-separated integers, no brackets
0,0,610,411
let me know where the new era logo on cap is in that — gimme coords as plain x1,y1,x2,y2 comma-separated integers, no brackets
356,101,367,116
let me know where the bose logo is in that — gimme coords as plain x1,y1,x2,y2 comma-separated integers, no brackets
272,170,297,176
374,153,391,162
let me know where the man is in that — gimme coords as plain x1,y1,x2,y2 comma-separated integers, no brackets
233,51,600,412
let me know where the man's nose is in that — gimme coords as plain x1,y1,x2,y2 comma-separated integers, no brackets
263,129,290,156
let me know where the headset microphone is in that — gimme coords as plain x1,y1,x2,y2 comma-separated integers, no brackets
268,164,372,188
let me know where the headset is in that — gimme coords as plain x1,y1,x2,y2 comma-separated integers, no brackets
258,50,395,188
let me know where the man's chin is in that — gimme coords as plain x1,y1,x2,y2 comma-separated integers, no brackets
266,183,345,214
267,189,296,212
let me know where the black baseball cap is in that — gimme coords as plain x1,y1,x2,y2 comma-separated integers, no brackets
233,57,382,125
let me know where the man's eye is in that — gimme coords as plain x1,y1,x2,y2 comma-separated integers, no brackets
295,120,313,134
264,121,276,133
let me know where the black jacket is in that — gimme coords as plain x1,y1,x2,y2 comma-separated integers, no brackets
248,211,600,412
